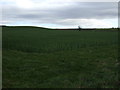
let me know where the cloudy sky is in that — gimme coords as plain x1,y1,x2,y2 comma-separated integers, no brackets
1,0,118,28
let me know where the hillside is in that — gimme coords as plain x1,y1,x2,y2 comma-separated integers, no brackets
2,26,118,88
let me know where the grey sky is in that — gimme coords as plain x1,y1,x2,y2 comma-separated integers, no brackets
1,0,118,28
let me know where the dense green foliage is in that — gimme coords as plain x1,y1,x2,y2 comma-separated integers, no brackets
3,26,118,88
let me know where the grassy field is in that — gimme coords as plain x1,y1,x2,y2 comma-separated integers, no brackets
2,26,118,88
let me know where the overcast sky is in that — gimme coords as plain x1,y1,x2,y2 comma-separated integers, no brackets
1,0,118,28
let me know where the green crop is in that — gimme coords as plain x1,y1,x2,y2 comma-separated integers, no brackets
2,26,119,88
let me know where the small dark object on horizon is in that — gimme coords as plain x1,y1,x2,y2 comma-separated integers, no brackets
78,26,82,31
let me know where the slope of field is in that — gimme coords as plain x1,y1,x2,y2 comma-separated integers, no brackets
3,26,118,88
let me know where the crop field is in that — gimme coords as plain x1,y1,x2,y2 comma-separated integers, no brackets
2,26,118,88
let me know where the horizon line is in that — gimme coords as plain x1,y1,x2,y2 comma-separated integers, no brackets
0,25,118,29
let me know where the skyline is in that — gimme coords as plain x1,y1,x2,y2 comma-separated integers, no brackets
1,0,118,29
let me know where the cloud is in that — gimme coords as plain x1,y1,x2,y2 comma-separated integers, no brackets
1,0,118,28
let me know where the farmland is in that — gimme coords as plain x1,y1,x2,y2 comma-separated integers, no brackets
2,26,118,88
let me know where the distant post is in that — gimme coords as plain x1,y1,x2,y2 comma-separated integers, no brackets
78,26,81,31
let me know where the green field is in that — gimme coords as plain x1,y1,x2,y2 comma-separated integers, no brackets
2,26,118,88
